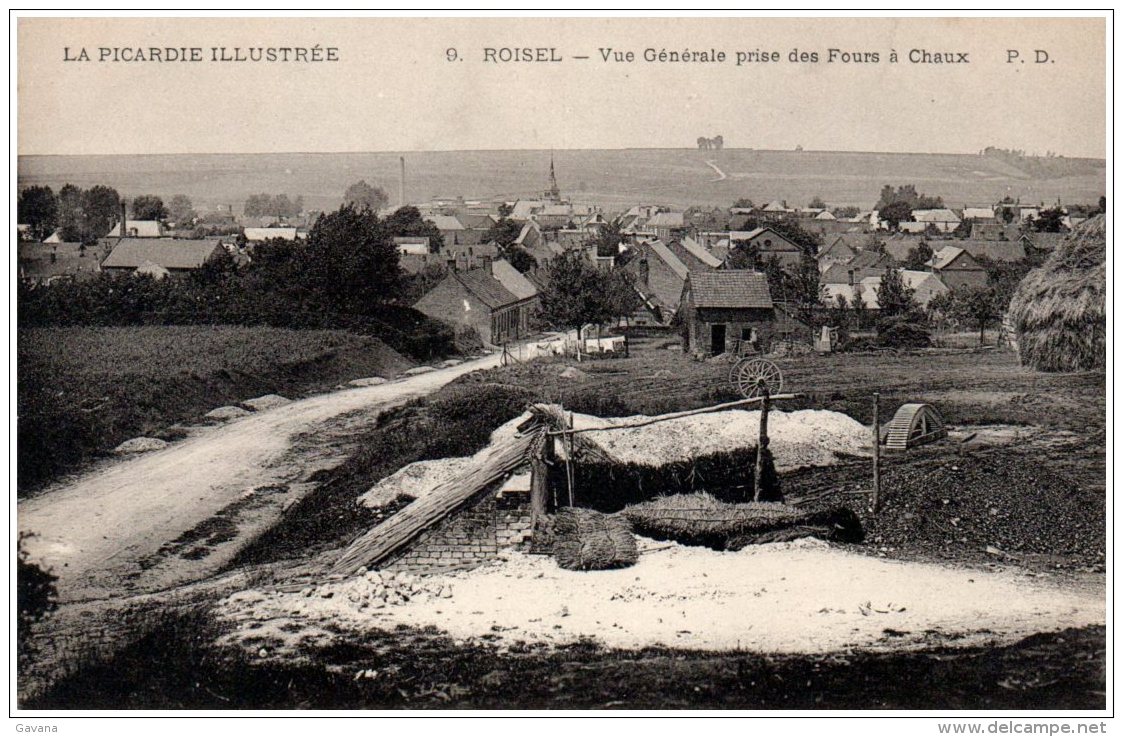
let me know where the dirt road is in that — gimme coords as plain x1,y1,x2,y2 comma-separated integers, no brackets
18,353,501,603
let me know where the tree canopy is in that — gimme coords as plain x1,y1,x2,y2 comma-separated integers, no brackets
130,195,167,221
876,268,917,317
539,251,637,331
343,180,389,213
18,186,58,241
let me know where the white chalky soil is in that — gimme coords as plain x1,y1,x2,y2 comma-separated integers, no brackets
217,538,1103,658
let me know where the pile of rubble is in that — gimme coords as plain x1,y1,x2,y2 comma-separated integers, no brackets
298,568,454,612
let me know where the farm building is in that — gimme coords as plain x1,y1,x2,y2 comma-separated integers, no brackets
926,246,988,290
1008,216,1105,372
414,266,538,346
679,270,778,356
101,238,226,278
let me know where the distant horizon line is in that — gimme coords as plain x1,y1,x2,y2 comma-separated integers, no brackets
17,146,1108,161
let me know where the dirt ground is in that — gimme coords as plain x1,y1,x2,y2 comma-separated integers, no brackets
18,353,501,603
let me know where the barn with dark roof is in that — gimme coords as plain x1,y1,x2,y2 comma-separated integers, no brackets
679,271,781,356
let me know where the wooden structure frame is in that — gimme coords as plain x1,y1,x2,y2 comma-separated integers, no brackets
882,403,947,450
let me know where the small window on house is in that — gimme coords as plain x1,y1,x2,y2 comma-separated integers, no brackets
764,239,772,247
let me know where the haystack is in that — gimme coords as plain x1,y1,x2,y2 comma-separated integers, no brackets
552,508,638,571
1008,216,1106,372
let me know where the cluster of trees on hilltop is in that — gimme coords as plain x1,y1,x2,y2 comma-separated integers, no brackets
244,193,305,218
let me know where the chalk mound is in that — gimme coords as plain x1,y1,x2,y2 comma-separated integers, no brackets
349,376,388,387
113,437,169,454
570,408,870,471
241,394,291,412
403,366,437,376
205,405,251,422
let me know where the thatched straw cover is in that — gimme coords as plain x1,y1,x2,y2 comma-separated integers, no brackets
1008,215,1106,372
553,508,638,570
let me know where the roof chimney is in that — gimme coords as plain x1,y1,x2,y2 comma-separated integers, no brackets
847,269,855,287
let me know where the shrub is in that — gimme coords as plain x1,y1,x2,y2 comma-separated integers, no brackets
17,533,58,676
876,315,931,348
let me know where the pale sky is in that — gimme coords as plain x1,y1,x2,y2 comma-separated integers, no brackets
17,16,1107,158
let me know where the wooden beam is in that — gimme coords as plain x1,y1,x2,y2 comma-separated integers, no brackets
547,393,802,437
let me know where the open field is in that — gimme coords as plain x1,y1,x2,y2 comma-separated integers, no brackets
20,339,1106,708
18,148,1106,211
17,325,413,492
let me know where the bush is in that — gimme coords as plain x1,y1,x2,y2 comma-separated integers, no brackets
876,315,932,348
17,533,58,675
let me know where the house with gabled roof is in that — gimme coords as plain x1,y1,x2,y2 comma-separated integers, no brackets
414,267,537,346
817,236,860,273
926,246,988,290
947,239,1027,263
646,211,687,242
624,239,690,325
679,271,780,356
728,227,804,269
820,250,893,286
912,209,961,233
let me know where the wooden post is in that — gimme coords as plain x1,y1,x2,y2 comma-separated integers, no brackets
752,388,771,502
871,392,881,513
529,446,549,523
567,411,577,507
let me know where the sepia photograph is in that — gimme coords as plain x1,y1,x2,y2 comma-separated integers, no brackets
12,11,1110,721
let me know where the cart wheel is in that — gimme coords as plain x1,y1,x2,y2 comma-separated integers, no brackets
732,358,784,399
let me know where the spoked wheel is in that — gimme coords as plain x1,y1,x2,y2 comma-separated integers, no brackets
731,358,784,399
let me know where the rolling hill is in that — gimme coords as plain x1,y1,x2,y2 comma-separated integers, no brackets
17,148,1105,214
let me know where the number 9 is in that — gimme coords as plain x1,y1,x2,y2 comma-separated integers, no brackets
446,48,459,62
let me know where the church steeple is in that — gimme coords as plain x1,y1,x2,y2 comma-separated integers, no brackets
545,153,561,201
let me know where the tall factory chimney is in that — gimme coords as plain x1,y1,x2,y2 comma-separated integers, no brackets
120,201,128,236
399,156,406,209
